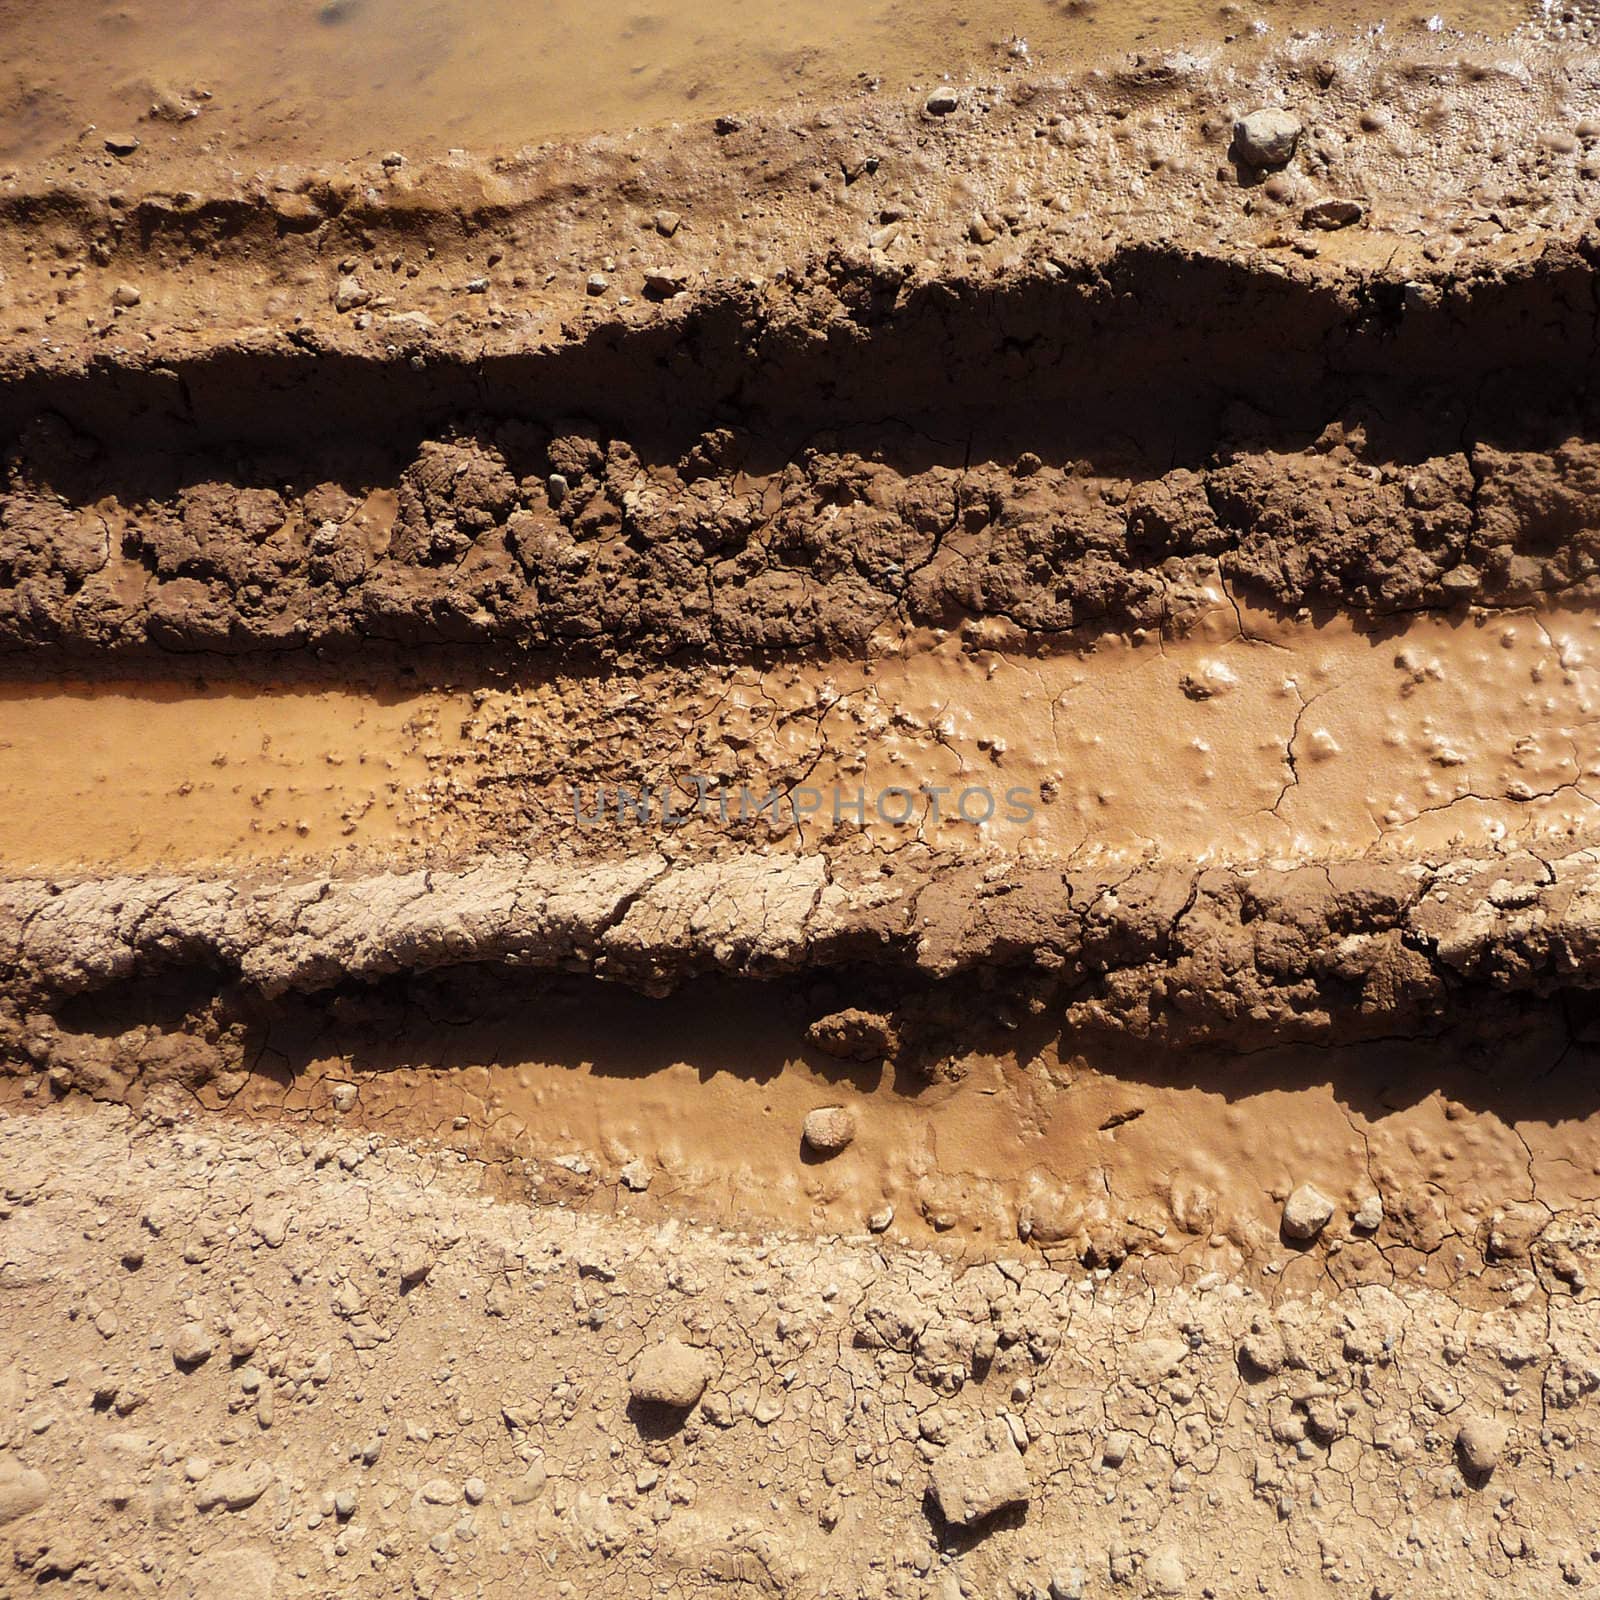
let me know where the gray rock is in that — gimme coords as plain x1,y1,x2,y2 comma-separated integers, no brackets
630,1339,713,1409
925,89,960,116
1352,1193,1384,1232
110,283,141,308
1048,1567,1086,1600
929,1417,1030,1527
1234,108,1301,168
802,1105,856,1157
1282,1184,1334,1240
172,1322,214,1369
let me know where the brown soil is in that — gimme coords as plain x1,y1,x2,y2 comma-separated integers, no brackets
5,17,1600,1600
5,1099,1598,1599
5,602,1600,870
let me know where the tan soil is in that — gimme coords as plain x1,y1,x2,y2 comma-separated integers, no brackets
0,0,1547,166
6,602,1600,869
3,1097,1600,1598
5,17,1600,1600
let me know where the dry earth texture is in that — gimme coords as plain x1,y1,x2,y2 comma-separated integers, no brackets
6,30,1600,1600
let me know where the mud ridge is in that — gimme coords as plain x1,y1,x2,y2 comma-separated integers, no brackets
5,41,1600,662
5,309,1600,661
7,845,1600,1088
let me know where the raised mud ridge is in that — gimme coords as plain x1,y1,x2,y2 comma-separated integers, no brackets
7,844,1600,1090
7,341,1600,661
3,41,1600,662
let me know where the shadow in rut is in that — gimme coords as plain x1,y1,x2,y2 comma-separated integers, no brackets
220,969,928,1100
57,960,1600,1128
1026,988,1600,1130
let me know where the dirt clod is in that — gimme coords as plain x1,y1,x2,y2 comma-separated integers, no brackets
0,1462,49,1526
630,1339,714,1410
1302,198,1363,229
194,1459,273,1511
1457,1416,1509,1477
930,1417,1031,1527
802,1105,858,1156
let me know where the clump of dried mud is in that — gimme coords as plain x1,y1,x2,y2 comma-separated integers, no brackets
5,30,1600,1600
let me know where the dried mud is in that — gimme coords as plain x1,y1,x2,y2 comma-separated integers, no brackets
5,1100,1600,1599
5,26,1600,1600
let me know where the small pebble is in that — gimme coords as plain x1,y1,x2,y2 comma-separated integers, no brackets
1234,108,1301,168
172,1323,214,1369
802,1106,856,1157
1281,1184,1334,1241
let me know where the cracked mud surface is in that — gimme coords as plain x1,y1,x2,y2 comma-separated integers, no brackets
5,1100,1600,1599
6,17,1600,1600
8,601,1600,868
